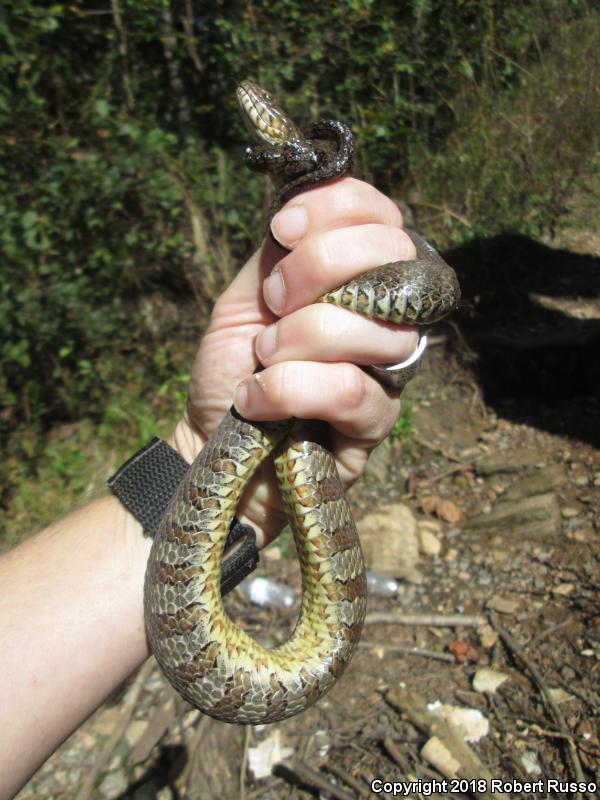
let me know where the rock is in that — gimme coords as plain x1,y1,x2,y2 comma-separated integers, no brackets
419,528,442,556
478,624,499,649
561,506,580,518
99,770,128,799
553,582,575,596
357,503,419,579
465,492,561,540
92,707,121,737
472,667,509,694
486,595,520,615
124,720,147,748
574,527,596,542
418,518,444,535
548,687,574,705
421,495,464,523
503,464,566,500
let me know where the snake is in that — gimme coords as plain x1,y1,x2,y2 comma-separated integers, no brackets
143,80,460,724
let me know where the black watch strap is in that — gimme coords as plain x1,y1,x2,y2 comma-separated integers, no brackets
108,437,259,594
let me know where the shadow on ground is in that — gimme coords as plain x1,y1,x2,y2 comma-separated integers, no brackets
447,233,600,447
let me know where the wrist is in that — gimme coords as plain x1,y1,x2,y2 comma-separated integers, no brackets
167,413,206,464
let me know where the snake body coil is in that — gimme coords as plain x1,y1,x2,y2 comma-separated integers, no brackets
144,81,460,724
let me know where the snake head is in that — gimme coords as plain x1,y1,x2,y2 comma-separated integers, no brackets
237,79,304,146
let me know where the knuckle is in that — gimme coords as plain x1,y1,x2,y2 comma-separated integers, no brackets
314,231,337,274
337,178,403,228
266,362,305,415
361,397,401,447
338,365,367,410
331,180,364,220
386,226,415,261
262,365,287,407
308,305,331,341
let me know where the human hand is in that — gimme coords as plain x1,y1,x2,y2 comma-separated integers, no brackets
171,177,419,546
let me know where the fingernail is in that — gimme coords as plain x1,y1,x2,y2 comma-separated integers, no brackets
233,381,249,414
263,269,286,314
271,205,307,246
256,323,277,361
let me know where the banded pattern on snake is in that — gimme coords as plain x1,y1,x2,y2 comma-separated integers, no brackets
143,80,460,724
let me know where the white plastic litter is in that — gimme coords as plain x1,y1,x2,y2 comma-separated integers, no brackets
239,576,296,609
367,571,401,597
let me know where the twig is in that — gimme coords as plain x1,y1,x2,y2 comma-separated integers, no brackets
240,726,251,800
365,612,483,627
383,736,410,772
109,0,134,110
485,45,535,78
245,777,285,799
412,434,459,461
175,713,210,791
425,334,449,348
75,659,154,800
432,462,476,484
410,201,472,229
528,619,572,650
383,738,425,797
181,0,204,73
278,759,355,800
492,615,593,800
325,761,373,799
360,640,456,663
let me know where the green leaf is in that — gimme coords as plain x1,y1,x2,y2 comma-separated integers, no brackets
21,211,38,230
95,99,111,118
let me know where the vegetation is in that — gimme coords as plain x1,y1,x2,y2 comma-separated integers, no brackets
389,399,415,442
1,0,598,541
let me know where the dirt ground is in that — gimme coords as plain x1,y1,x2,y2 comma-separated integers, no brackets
16,230,600,800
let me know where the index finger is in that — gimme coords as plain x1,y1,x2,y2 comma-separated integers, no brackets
270,177,404,249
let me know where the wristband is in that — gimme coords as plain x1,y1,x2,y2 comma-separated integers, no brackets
108,437,259,594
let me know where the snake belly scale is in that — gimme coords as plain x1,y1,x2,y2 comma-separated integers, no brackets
144,80,460,724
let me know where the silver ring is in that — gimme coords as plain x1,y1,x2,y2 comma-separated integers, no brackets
364,334,428,391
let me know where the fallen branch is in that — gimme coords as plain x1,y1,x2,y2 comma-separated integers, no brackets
360,640,456,663
365,612,483,627
240,726,251,800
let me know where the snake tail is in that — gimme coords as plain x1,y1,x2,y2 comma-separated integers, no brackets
145,414,366,723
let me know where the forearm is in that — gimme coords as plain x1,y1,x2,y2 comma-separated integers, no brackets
0,494,152,799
